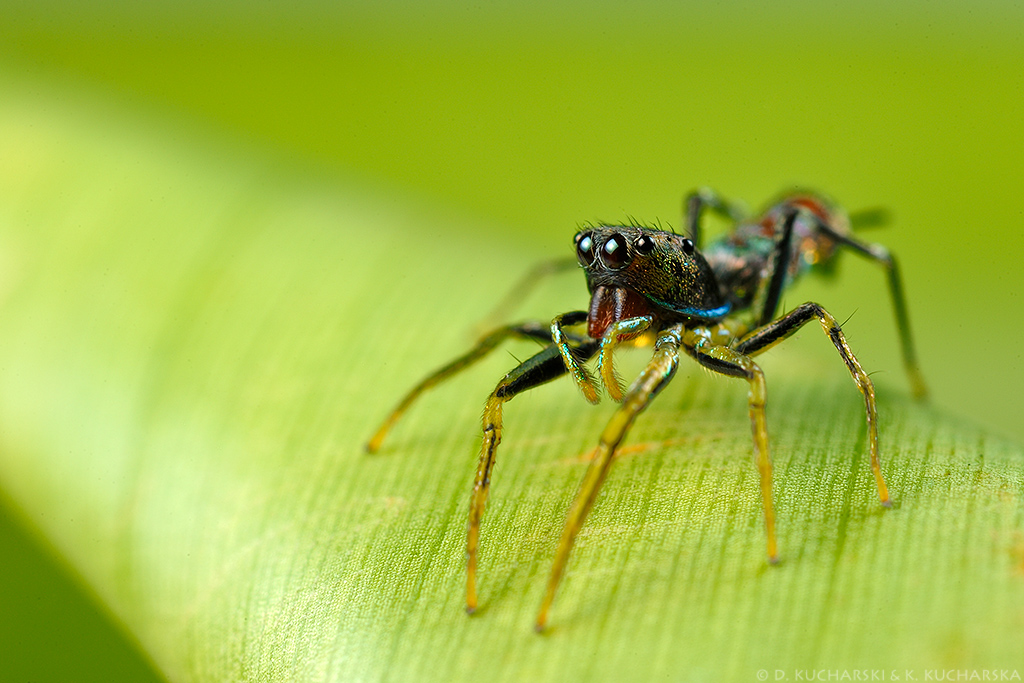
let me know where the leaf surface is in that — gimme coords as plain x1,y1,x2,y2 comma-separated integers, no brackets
1,83,1022,682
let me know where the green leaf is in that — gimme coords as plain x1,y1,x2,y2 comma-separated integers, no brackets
1,78,1022,683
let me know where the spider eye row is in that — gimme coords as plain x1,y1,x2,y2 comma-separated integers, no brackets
574,231,681,269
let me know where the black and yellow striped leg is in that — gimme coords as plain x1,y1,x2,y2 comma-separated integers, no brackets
813,220,928,399
683,333,778,564
535,324,683,631
366,321,559,453
468,338,601,614
736,302,891,506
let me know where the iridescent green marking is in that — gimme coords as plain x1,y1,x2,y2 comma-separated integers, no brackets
551,311,599,404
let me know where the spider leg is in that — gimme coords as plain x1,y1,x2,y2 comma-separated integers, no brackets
811,220,928,399
848,206,891,229
468,336,601,613
683,332,778,565
535,324,683,631
475,257,578,337
756,207,799,327
735,302,891,506
365,321,567,452
598,315,653,402
552,311,600,404
683,187,748,247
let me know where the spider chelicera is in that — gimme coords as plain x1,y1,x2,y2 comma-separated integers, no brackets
366,188,927,631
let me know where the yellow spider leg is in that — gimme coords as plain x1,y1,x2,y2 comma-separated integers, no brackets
465,338,601,614
535,324,683,631
684,332,778,563
466,391,504,613
365,322,550,453
736,302,890,506
598,316,652,402
809,218,928,399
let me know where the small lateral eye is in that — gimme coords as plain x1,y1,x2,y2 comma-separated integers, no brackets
600,233,631,269
680,237,695,255
575,232,595,265
634,234,655,255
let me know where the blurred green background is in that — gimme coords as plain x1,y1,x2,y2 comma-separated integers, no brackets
1,1,1022,680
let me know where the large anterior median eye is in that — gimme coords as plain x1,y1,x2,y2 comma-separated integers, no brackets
575,232,595,265
634,234,655,255
600,233,630,269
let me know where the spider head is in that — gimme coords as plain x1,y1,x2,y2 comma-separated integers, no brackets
573,225,728,335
